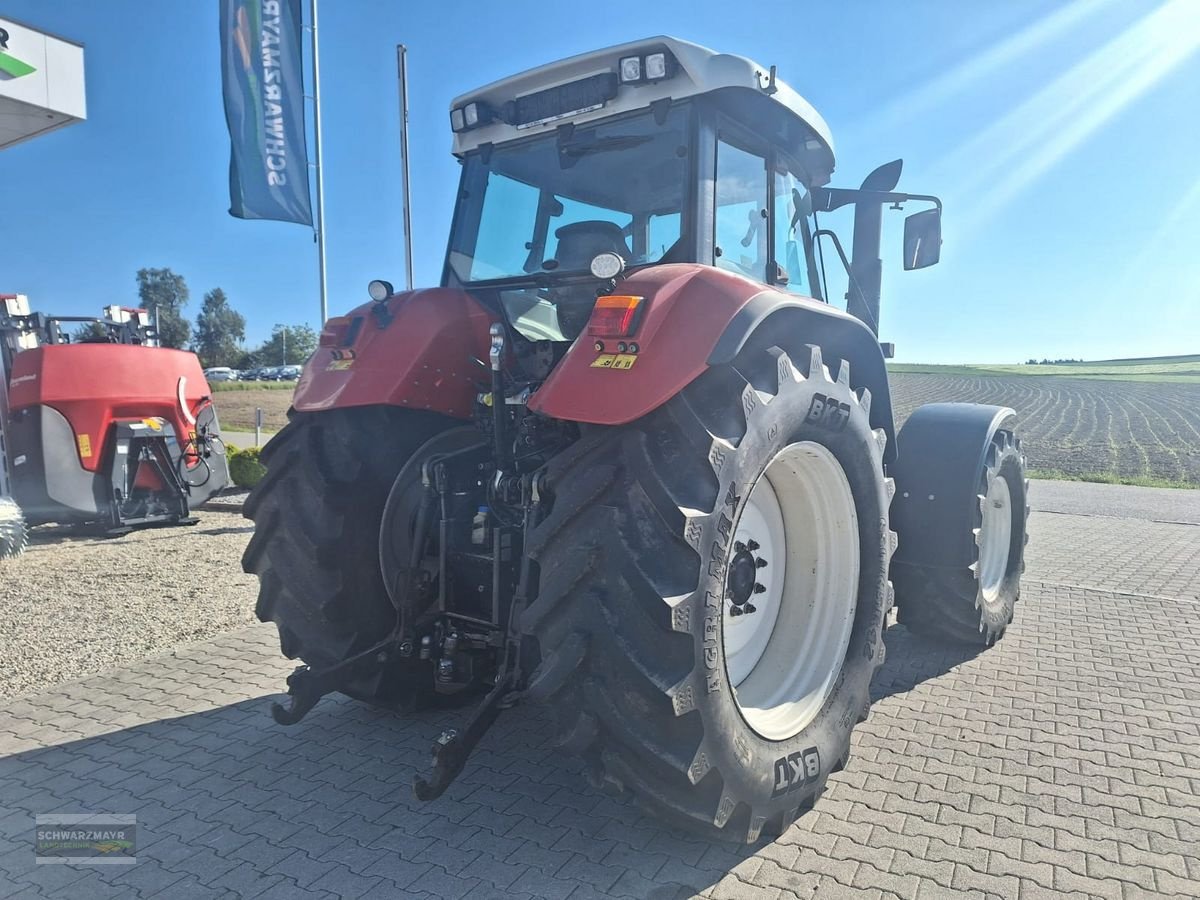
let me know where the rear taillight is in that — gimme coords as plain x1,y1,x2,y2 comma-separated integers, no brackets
586,295,644,338
319,316,363,348
319,317,349,347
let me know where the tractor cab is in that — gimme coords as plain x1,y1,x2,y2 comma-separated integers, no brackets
442,36,941,344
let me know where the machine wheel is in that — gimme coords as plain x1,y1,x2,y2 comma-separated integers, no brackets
0,498,28,559
522,345,894,842
242,406,458,709
895,431,1028,645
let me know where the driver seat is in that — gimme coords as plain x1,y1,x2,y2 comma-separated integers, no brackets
553,221,630,271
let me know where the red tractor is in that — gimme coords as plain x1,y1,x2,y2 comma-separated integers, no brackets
0,295,228,547
244,37,1028,841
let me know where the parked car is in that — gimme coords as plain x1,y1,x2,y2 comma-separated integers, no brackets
277,365,302,381
203,367,237,382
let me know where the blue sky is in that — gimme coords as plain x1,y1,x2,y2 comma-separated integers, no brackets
3,0,1198,362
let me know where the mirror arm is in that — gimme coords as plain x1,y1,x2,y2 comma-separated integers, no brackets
813,188,943,213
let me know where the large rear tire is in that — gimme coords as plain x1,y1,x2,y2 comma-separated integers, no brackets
521,345,894,842
242,406,457,709
895,430,1028,645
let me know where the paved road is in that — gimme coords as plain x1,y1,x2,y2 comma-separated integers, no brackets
1030,478,1200,525
2,481,1198,899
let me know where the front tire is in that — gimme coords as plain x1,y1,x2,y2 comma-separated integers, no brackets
0,498,28,559
895,430,1028,644
521,345,894,842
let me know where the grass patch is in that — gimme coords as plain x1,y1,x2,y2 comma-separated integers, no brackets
1027,468,1200,490
210,381,297,392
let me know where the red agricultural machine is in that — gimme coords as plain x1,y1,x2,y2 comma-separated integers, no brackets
244,37,1028,840
0,294,229,552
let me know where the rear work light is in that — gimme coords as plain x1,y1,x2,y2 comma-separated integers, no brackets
587,295,644,337
451,100,493,132
617,50,675,85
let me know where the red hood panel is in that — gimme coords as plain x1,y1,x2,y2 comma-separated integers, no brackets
293,288,495,418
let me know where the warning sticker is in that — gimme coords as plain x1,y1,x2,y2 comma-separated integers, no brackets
327,359,354,371
77,434,92,458
590,354,637,370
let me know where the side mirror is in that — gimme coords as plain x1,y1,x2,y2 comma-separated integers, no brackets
903,207,942,270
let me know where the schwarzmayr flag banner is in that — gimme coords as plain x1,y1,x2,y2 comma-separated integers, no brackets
220,0,312,224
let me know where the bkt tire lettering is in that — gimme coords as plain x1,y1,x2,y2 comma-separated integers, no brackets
806,394,850,432
771,746,821,797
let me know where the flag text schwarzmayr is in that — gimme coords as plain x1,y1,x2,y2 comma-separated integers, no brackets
260,0,291,187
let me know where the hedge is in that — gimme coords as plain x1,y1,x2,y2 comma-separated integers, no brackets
228,445,267,488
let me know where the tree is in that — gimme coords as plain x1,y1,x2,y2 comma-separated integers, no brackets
71,322,110,343
193,288,246,368
256,324,318,366
233,348,263,370
136,267,191,349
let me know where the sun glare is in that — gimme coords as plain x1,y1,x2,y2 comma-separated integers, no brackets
938,0,1200,236
850,0,1117,146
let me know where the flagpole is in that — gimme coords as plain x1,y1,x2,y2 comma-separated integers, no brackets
397,45,414,291
309,0,328,324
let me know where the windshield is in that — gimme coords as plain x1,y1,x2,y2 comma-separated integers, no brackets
446,106,691,285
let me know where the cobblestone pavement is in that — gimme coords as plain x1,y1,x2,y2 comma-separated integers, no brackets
2,486,1199,899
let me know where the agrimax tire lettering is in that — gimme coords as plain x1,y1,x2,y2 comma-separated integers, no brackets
703,590,721,692
702,458,745,694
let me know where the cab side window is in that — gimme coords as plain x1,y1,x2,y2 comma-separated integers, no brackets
773,168,812,296
714,139,768,282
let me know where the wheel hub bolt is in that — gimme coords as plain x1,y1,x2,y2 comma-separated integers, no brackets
726,540,767,617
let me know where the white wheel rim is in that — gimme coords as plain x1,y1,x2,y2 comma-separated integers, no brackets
723,441,860,741
978,475,1012,602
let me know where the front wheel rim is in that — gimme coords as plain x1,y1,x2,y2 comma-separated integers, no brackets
978,474,1013,602
723,441,860,741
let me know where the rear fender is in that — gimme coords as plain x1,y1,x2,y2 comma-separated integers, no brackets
706,297,897,464
529,265,780,425
293,288,495,418
529,265,896,461
890,403,1018,569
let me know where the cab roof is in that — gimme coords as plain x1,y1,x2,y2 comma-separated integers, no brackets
449,35,835,168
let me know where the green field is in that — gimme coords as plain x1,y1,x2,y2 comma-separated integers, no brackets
208,355,1200,487
209,381,296,392
888,353,1200,383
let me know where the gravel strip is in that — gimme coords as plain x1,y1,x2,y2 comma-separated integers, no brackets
0,507,260,699
203,487,250,509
